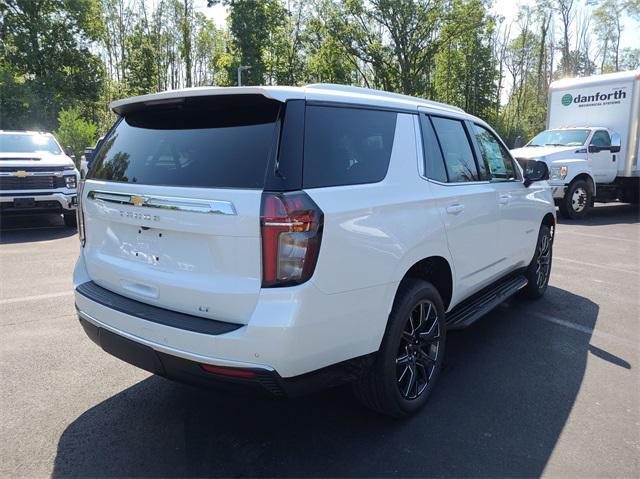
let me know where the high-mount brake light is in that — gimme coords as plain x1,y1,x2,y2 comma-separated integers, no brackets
260,191,324,287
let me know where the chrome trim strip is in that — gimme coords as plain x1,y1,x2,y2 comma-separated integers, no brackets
88,190,237,215
76,307,274,371
0,171,64,177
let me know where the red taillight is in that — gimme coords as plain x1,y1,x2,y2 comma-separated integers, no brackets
260,191,323,287
200,364,256,378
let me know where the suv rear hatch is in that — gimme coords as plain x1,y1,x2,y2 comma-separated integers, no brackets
81,94,292,324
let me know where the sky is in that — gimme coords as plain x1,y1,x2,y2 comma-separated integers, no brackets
195,0,640,52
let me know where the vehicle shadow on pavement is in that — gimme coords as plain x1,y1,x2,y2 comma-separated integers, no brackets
52,286,599,478
556,203,639,226
0,215,76,244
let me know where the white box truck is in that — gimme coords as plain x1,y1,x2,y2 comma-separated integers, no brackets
511,70,640,218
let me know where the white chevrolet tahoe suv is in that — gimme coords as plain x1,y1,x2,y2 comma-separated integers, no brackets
0,130,79,227
73,85,555,417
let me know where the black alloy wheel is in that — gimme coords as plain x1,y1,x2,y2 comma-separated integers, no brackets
396,300,441,400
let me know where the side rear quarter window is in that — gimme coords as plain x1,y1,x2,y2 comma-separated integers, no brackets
430,116,479,183
303,106,398,188
419,115,448,183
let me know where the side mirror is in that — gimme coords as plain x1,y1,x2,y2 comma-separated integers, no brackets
83,147,94,163
610,132,621,153
524,160,549,187
65,146,75,158
588,144,600,153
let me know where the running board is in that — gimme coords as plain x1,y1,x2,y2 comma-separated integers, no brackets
446,275,528,330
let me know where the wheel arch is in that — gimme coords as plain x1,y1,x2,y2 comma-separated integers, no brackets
397,256,453,311
571,172,596,197
541,211,556,242
542,212,555,229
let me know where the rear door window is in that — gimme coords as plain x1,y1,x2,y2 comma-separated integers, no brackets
430,117,479,182
88,95,281,189
303,106,397,188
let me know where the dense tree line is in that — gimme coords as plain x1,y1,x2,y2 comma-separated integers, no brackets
1,0,638,154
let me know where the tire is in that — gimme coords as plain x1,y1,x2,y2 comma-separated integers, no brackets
352,279,446,418
63,212,77,228
559,179,591,219
521,224,553,300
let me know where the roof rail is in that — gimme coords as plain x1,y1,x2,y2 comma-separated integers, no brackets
305,83,465,112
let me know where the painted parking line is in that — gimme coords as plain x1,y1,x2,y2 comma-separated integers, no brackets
554,256,639,275
0,291,74,305
558,230,639,244
530,311,638,349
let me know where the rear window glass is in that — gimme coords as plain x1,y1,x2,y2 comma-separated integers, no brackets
303,106,397,188
88,95,281,188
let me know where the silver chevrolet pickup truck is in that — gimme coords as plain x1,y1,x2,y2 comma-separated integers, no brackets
0,130,80,227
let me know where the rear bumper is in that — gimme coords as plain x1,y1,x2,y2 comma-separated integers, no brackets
73,254,395,380
77,314,284,395
0,191,77,213
77,311,372,397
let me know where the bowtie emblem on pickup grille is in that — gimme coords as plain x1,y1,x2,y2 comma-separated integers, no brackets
12,171,30,178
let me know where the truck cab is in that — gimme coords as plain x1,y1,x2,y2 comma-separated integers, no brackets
511,126,622,218
511,70,640,219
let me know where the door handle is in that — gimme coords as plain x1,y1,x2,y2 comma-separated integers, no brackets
499,194,511,205
446,203,464,214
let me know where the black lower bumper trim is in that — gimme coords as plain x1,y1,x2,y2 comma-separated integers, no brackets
76,281,242,336
78,316,373,397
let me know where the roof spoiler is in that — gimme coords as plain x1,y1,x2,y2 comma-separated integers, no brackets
110,87,298,115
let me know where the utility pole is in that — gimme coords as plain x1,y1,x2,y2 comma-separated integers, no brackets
237,65,251,86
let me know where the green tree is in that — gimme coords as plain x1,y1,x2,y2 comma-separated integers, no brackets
210,0,285,85
181,0,193,87
303,2,355,84
620,47,640,69
0,0,104,131
125,22,159,95
591,0,625,72
433,0,497,119
625,0,640,19
192,13,232,86
264,0,307,85
54,107,98,165
554,0,574,75
328,0,446,95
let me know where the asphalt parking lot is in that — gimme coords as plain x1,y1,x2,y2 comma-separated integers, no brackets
1,203,638,478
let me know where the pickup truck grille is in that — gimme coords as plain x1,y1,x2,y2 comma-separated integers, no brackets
0,175,66,190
